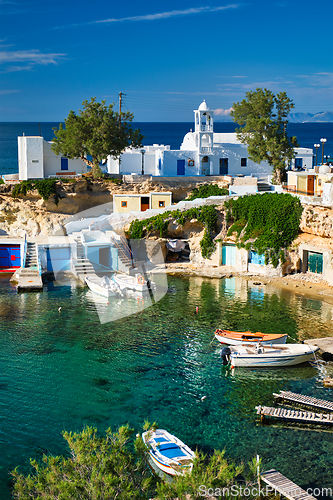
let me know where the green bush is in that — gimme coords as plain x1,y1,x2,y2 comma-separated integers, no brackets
12,179,59,204
187,183,229,200
11,424,268,500
225,193,303,267
0,177,4,185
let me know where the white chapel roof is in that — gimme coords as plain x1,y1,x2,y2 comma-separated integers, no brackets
198,100,209,111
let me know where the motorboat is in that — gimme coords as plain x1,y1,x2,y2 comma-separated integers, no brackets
222,343,320,368
142,428,195,477
215,329,287,346
85,275,121,298
112,272,156,294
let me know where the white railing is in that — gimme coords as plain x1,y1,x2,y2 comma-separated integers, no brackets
200,147,212,154
200,125,213,132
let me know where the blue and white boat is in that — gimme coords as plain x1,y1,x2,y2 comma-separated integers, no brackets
228,343,320,368
142,429,195,477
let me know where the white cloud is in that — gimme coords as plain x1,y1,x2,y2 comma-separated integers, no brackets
55,4,240,29
214,107,233,116
0,49,66,71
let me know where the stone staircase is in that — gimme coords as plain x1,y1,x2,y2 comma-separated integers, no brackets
109,234,133,269
14,241,43,291
72,233,95,282
257,182,272,192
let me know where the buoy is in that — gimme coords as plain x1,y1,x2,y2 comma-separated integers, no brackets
58,307,61,312
201,395,207,401
195,306,199,314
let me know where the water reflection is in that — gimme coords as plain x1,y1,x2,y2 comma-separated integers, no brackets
0,275,332,499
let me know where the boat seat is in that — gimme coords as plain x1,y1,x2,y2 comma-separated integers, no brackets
158,443,187,459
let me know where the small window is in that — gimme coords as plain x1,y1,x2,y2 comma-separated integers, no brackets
241,158,247,167
159,201,165,207
31,160,39,163
318,179,322,186
121,201,127,207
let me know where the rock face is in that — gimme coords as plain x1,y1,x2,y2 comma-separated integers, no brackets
300,205,333,238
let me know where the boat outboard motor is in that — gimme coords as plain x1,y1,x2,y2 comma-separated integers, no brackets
220,346,231,366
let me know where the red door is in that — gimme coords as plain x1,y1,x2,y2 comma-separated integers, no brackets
307,175,315,196
141,197,150,211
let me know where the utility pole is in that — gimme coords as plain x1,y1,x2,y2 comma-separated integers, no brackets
119,92,126,125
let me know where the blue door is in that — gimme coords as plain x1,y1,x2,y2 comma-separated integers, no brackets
47,247,71,272
222,244,236,266
61,157,69,170
0,245,21,268
177,160,185,175
219,158,228,175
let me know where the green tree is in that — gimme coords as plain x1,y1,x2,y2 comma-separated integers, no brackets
11,426,156,499
51,97,143,179
230,88,298,184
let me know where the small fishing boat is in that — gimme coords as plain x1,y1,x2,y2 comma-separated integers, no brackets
113,272,156,294
222,343,320,368
215,329,287,345
85,275,120,298
142,429,195,477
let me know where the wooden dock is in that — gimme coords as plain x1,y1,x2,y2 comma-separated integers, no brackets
256,405,333,425
261,469,316,500
273,390,333,412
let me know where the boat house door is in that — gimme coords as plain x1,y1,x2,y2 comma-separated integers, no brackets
308,251,323,274
222,244,236,266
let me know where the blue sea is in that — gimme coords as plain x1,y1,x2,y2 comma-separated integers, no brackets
1,121,333,176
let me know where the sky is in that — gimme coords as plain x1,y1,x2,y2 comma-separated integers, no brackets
1,0,333,122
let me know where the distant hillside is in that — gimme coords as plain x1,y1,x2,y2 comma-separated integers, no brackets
215,111,333,123
288,112,333,123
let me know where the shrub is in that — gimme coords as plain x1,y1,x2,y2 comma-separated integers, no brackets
12,179,59,204
187,183,229,200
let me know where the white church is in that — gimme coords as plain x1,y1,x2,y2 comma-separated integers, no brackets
17,100,313,181
107,100,313,178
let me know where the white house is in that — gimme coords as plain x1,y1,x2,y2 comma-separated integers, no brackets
18,136,87,180
107,100,313,178
17,101,313,181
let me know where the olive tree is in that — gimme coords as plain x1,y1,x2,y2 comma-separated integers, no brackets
51,97,143,178
230,88,298,184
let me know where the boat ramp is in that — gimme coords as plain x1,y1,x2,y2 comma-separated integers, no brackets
256,390,333,426
273,390,333,412
261,469,316,500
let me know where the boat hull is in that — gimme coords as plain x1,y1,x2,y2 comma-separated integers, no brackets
215,329,287,346
230,345,320,368
85,277,117,298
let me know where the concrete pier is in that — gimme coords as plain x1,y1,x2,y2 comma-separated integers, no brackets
304,337,333,361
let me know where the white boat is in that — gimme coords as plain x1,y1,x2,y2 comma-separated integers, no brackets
142,429,195,477
112,273,155,294
215,329,287,346
225,343,320,368
85,275,120,298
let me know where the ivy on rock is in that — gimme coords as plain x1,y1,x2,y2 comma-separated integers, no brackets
225,192,303,267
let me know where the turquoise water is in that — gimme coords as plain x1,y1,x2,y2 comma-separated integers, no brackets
0,275,332,498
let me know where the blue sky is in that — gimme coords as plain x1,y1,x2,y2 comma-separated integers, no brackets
1,0,333,122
